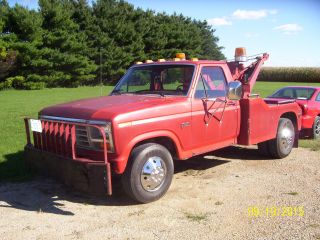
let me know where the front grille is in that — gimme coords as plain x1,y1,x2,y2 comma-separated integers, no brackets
75,126,90,148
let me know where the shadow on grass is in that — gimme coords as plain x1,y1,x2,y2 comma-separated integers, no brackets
0,151,35,182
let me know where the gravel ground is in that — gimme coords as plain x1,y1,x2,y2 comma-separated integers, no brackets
0,146,319,240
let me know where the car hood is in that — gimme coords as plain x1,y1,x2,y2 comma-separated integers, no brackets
40,94,188,122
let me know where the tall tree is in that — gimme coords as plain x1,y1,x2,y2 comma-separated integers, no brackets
0,0,225,89
0,0,17,83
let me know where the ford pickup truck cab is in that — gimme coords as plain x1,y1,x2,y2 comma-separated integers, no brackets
24,50,302,203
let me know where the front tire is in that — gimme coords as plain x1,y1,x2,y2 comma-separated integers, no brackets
312,116,320,139
268,118,295,159
121,143,174,203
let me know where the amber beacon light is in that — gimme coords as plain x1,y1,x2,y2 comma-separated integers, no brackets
235,47,247,62
176,53,186,60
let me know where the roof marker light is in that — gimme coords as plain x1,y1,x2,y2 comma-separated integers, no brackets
135,61,143,64
176,53,186,59
191,58,198,61
145,60,153,63
157,59,165,62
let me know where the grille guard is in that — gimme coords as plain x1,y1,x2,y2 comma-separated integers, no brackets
24,117,112,195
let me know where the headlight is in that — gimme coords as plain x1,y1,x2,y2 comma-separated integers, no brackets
88,122,115,153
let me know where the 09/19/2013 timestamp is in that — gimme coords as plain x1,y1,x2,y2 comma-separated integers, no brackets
247,206,305,217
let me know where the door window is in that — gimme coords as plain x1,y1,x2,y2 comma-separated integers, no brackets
195,67,227,99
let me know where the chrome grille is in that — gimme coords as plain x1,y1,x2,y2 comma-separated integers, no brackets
75,126,90,147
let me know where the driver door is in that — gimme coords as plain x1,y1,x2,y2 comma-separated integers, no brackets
191,66,239,151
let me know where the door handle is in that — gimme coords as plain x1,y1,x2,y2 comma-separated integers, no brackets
226,101,236,106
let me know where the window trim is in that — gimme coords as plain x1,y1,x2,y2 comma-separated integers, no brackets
193,66,228,99
112,63,197,97
316,91,320,102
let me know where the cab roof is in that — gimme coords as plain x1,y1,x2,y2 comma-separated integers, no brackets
133,59,227,67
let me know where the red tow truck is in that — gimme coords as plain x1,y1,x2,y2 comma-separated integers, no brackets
24,48,302,203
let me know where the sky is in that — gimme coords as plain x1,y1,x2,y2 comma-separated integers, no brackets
7,0,320,67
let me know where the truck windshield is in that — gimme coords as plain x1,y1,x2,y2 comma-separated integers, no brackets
112,64,195,96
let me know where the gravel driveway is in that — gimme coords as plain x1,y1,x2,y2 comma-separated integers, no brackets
0,146,319,240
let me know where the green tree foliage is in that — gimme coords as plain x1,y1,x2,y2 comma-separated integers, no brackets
0,0,224,89
0,0,17,86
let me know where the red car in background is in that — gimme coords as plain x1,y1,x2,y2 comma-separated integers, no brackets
265,86,320,139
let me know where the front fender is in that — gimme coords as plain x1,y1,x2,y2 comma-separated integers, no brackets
112,130,184,174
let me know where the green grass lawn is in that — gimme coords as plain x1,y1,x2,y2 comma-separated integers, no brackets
0,81,319,181
254,81,320,97
0,86,113,181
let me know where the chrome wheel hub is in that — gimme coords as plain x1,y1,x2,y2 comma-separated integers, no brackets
141,156,166,192
279,121,294,152
315,120,320,136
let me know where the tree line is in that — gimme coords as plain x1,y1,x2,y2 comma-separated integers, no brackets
0,0,224,90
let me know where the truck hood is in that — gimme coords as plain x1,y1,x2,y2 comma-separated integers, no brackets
40,94,188,122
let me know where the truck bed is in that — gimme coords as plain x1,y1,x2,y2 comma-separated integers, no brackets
237,97,301,145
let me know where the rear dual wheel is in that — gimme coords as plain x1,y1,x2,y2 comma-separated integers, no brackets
258,118,295,159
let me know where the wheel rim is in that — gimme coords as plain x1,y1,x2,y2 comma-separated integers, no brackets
279,121,295,153
315,119,320,136
140,156,167,192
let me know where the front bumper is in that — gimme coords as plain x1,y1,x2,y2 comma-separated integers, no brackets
25,145,108,195
23,118,112,196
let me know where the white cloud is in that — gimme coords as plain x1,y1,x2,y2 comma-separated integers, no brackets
273,24,303,34
232,9,278,20
245,33,260,38
207,17,232,26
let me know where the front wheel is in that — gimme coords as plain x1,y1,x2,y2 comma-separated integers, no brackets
268,118,295,159
312,116,320,139
121,143,174,203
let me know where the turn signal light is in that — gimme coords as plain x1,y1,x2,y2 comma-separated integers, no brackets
235,47,247,62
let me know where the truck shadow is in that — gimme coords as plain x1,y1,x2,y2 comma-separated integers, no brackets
212,145,272,161
0,146,265,215
174,157,229,174
0,151,136,215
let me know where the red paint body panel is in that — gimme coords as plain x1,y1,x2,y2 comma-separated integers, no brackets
238,98,301,145
25,57,303,179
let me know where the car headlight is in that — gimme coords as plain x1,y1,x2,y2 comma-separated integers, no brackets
88,122,115,153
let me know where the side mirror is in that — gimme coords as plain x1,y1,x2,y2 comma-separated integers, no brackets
228,81,242,100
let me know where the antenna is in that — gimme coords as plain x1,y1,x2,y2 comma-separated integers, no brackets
100,47,102,96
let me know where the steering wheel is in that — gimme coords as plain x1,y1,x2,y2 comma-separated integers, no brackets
176,84,184,91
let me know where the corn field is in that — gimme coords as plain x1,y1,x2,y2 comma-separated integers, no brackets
257,67,320,83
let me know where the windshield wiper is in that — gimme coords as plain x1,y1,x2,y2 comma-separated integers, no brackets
133,90,165,97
